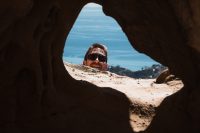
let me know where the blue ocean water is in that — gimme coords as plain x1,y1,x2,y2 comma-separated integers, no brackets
63,3,159,71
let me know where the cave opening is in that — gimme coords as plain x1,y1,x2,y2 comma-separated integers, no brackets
62,2,183,132
63,3,164,79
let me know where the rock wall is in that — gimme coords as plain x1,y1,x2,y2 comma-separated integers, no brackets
0,0,200,133
101,1,200,133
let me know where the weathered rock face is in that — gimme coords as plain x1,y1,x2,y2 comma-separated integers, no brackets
102,1,200,132
0,0,200,133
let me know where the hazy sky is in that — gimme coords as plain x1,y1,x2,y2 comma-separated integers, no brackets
86,3,101,7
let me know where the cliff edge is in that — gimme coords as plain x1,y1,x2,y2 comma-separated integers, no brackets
64,62,183,131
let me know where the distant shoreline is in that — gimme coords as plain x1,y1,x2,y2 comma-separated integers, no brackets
63,60,167,79
108,64,167,79
63,57,158,71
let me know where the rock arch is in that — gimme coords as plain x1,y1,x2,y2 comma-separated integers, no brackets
0,0,200,133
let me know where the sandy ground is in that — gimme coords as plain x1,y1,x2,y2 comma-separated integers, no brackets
64,62,183,132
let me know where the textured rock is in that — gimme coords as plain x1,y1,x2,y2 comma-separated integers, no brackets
0,0,200,133
64,62,183,132
155,69,176,84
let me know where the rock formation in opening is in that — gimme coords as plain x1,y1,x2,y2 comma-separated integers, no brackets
0,0,200,133
64,62,183,132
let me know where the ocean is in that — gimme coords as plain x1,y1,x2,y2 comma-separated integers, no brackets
63,3,159,71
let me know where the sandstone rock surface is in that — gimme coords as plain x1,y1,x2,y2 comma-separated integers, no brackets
65,62,183,131
0,0,200,133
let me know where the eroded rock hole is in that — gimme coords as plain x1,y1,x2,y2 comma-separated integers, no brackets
63,3,183,132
